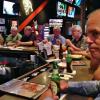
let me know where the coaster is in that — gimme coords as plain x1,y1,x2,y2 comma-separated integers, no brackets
72,61,86,66
67,70,76,75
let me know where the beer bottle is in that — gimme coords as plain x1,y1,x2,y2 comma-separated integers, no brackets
59,43,63,60
39,48,48,60
51,61,60,97
66,49,72,73
42,47,48,60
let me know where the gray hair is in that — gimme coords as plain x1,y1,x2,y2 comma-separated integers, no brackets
71,25,82,34
53,26,61,31
24,26,32,31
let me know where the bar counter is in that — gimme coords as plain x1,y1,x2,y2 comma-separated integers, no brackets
0,46,47,84
0,57,93,100
0,46,37,58
0,65,51,100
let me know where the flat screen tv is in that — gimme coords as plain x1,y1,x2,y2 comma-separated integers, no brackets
3,0,19,16
64,0,74,4
74,0,81,6
57,1,67,17
49,19,63,27
67,6,75,18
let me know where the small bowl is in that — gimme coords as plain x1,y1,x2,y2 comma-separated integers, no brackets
71,54,83,60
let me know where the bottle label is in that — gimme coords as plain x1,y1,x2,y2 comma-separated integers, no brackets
66,55,72,63
51,81,58,95
53,69,59,74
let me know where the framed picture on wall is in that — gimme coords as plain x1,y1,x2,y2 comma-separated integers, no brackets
0,26,5,32
11,20,18,27
0,18,5,24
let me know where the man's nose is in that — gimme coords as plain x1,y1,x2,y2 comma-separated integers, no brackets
86,36,94,44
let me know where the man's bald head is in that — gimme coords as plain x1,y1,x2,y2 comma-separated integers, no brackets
86,9,100,63
88,9,100,18
86,9,100,29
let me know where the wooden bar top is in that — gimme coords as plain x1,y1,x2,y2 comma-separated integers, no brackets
0,58,93,100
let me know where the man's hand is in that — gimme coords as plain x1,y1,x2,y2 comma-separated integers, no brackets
60,80,69,91
16,41,22,46
39,89,58,100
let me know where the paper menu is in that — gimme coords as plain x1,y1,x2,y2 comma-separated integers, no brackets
43,42,52,56
37,42,52,56
37,42,44,51
0,79,47,99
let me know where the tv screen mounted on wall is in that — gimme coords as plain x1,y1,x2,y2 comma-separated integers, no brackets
3,0,19,16
74,0,81,6
67,6,75,18
57,1,67,17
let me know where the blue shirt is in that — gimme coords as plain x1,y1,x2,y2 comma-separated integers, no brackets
63,81,100,100
48,34,66,45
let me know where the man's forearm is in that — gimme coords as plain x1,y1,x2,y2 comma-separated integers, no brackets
20,41,33,46
63,81,100,97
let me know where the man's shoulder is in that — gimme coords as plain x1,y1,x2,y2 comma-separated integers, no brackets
7,34,12,38
59,35,66,39
17,33,22,36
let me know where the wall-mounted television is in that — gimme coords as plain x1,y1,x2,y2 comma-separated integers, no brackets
67,6,75,18
74,0,81,6
57,1,67,17
49,19,63,27
3,0,19,16
64,0,74,4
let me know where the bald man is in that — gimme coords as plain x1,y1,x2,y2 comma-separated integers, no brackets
86,9,100,79
39,9,100,100
59,9,100,100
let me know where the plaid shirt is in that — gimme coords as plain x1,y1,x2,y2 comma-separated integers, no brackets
72,35,88,50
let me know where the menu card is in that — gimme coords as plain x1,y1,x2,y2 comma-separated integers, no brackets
0,79,48,99
38,42,52,56
43,42,52,56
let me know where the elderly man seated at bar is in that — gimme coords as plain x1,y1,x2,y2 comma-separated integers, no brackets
6,26,22,46
66,25,88,51
48,26,66,45
66,24,90,58
16,26,36,46
39,9,100,100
